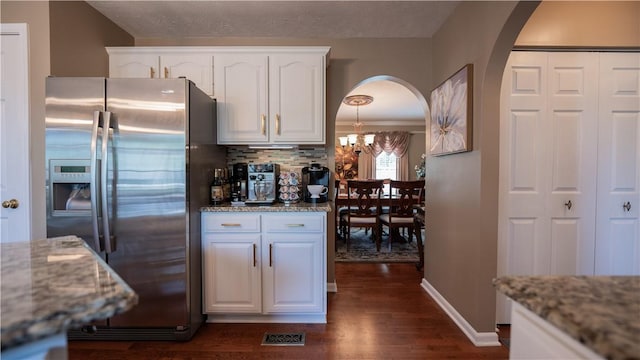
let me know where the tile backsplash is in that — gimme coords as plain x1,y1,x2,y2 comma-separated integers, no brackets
226,146,329,172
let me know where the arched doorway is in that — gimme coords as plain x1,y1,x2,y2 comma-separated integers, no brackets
334,75,429,181
333,75,429,262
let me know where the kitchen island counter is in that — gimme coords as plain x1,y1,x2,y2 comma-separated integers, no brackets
494,275,640,360
202,202,331,212
1,236,138,357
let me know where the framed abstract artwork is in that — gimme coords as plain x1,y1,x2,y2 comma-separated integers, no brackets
429,64,473,156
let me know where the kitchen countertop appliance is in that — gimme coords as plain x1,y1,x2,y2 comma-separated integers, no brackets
246,163,279,205
302,163,330,203
232,162,248,202
45,77,225,341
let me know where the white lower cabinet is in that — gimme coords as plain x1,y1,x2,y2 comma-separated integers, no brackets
510,303,603,359
202,212,327,323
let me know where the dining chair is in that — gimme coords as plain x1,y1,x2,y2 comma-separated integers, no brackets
345,180,384,251
334,179,349,241
379,180,424,251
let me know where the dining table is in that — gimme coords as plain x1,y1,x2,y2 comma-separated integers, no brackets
335,193,424,268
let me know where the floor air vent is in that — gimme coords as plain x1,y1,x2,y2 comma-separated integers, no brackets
261,332,306,346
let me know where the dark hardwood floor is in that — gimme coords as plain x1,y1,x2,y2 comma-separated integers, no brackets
68,263,509,359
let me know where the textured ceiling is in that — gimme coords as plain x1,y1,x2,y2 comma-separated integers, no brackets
87,1,459,39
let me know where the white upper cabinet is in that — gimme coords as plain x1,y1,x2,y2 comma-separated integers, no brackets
107,46,329,145
214,48,329,145
214,53,269,144
107,47,214,96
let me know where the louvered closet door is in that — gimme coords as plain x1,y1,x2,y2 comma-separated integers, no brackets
595,53,640,275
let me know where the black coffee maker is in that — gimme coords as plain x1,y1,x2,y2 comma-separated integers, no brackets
232,163,248,201
302,163,330,203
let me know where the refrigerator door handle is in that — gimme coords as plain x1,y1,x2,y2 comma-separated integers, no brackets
90,110,103,252
101,111,114,253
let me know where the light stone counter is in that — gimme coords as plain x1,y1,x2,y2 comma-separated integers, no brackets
1,236,138,353
494,276,640,360
201,201,332,213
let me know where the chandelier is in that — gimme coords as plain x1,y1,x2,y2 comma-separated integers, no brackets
339,94,374,155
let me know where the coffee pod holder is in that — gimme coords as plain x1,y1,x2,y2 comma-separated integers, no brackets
278,171,301,205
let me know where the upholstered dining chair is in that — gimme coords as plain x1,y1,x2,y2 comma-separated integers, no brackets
379,180,425,251
345,179,384,251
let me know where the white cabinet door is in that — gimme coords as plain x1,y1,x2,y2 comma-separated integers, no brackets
109,53,159,78
595,53,640,275
262,213,326,314
202,232,262,314
214,53,269,144
160,54,213,95
269,53,325,144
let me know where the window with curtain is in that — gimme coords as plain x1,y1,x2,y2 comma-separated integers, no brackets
360,131,411,180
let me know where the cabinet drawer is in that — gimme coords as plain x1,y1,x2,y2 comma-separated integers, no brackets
263,214,324,233
203,213,260,232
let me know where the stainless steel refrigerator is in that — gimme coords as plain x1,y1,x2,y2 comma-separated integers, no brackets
45,77,225,340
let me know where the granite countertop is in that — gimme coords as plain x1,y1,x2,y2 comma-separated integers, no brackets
1,236,138,351
493,276,640,360
201,201,332,212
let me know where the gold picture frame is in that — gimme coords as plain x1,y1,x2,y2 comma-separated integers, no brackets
429,64,473,156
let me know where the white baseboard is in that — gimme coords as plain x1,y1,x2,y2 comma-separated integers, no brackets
421,278,501,347
327,281,337,293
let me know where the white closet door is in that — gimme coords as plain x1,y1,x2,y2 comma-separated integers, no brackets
499,52,598,277
595,53,640,275
546,53,598,275
499,52,551,277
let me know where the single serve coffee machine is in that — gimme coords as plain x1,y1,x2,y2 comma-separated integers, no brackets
302,163,330,203
246,163,279,205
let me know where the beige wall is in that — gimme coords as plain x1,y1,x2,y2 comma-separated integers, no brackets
427,0,639,335
516,1,640,47
2,1,51,239
50,1,133,76
427,1,538,333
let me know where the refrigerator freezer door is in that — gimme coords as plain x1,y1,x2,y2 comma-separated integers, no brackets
45,77,106,255
105,78,190,328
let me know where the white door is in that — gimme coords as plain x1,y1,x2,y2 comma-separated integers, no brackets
546,53,598,275
498,51,598,276
497,51,599,322
595,53,640,275
498,51,550,279
0,23,31,243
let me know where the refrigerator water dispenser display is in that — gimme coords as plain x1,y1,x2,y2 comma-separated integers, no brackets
49,159,92,216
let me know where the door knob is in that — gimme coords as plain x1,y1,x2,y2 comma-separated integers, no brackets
564,200,572,210
623,201,631,212
2,199,19,209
